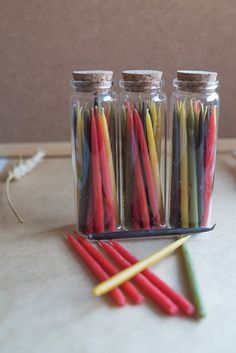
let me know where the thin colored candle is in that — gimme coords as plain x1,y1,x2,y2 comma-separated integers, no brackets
75,104,83,178
196,105,205,226
88,225,214,240
127,103,150,229
76,234,144,304
78,108,91,232
93,236,190,297
90,108,104,232
132,182,141,229
179,101,189,227
86,174,95,233
108,103,117,170
146,108,164,221
101,108,117,219
67,234,126,306
204,105,208,119
75,105,83,221
99,241,179,315
81,112,90,189
170,104,180,227
156,103,162,161
138,94,143,116
193,100,200,136
151,101,157,133
203,105,216,226
94,96,102,115
187,100,198,226
105,101,111,129
97,109,116,231
204,107,210,162
178,240,206,318
141,101,147,139
123,105,133,227
111,240,195,316
134,108,160,228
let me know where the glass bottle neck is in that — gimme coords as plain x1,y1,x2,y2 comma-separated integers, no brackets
119,80,164,93
70,80,113,93
173,79,219,93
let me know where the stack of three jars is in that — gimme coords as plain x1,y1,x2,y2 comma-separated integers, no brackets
70,70,219,235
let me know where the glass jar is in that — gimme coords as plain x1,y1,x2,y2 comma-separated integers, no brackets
169,70,219,228
70,71,118,234
119,70,167,230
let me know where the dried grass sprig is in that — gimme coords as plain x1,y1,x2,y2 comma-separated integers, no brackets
6,150,45,223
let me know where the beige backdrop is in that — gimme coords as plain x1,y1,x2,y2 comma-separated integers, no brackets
0,0,235,142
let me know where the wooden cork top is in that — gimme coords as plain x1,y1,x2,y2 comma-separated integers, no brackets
177,70,218,82
122,70,163,82
72,70,113,82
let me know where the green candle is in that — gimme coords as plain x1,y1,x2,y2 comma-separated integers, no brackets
170,104,180,227
179,101,189,227
179,241,206,318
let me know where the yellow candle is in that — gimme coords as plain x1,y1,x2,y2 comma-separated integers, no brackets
204,105,208,120
151,101,157,131
156,103,162,159
176,100,181,115
146,109,163,221
93,236,191,296
101,108,117,218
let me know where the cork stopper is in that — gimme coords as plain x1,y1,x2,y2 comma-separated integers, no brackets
122,70,163,82
177,70,217,82
72,70,113,82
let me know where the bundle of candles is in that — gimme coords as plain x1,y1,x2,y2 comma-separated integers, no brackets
66,230,199,317
73,98,118,234
122,98,165,230
170,100,218,228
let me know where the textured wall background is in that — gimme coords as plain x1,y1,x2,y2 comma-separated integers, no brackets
0,0,235,142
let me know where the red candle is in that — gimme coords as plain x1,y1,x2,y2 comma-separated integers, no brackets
132,182,141,229
67,233,126,306
127,102,150,229
90,108,104,232
86,176,95,233
133,108,161,227
97,110,116,231
111,240,195,316
203,107,216,226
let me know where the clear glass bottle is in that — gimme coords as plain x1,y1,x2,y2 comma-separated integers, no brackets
70,71,119,234
169,70,219,228
119,70,167,230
